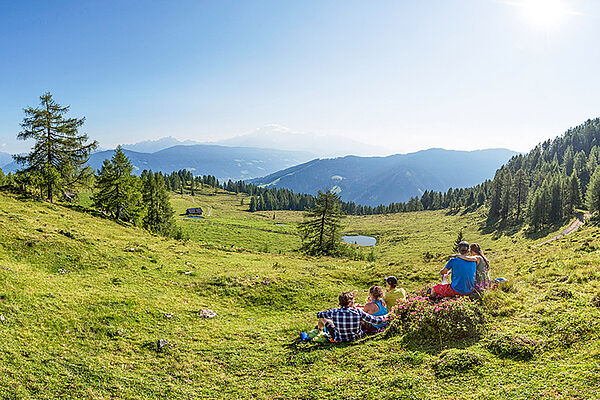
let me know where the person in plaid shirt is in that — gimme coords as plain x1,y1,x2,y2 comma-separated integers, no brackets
317,291,389,342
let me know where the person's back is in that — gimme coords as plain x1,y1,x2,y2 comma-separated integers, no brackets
317,291,388,342
385,288,406,309
362,286,388,331
446,257,476,295
430,241,476,299
383,276,406,310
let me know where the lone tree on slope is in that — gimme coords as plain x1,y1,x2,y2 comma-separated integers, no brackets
92,146,142,223
299,190,345,256
14,92,97,202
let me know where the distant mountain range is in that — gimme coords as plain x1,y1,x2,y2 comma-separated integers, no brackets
1,145,314,181
118,125,388,158
212,125,388,157
250,148,518,206
122,137,202,153
1,138,518,207
0,152,12,169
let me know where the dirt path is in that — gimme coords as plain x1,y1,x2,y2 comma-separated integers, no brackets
537,213,590,246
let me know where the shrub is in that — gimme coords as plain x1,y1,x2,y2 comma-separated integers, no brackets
485,332,539,360
544,286,574,300
390,294,485,344
431,349,485,377
538,312,597,347
481,289,518,317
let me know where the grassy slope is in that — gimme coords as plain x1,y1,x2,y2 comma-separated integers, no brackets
1,190,599,399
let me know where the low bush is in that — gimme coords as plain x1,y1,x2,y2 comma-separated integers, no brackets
538,312,597,347
390,294,485,344
431,349,485,377
544,286,574,300
484,332,539,360
481,289,519,317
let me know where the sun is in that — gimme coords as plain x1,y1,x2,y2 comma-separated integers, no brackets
518,0,570,30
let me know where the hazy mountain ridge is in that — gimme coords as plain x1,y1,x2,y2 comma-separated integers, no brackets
121,136,202,153
213,125,387,157
250,148,518,206
1,144,313,181
0,152,13,168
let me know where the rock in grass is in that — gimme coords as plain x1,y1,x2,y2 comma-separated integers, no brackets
432,349,485,377
157,339,168,351
198,309,217,318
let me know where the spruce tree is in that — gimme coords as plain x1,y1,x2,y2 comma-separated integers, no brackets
549,176,563,223
487,171,503,223
92,146,141,222
453,230,465,252
586,166,600,213
141,171,175,236
298,191,345,256
14,93,98,202
569,173,582,211
511,169,529,222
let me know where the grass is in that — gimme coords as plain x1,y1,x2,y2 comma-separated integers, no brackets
1,189,600,399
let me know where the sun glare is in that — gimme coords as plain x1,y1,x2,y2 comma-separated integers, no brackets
518,0,570,30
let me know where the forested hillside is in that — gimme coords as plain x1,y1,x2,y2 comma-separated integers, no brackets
486,118,600,230
249,148,516,206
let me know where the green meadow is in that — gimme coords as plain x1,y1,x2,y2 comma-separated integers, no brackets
1,189,599,399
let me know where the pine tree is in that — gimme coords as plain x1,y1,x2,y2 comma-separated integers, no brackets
92,146,141,222
549,176,563,223
511,169,529,222
14,93,98,202
141,171,175,236
569,173,582,211
298,191,345,256
586,166,600,213
526,190,544,231
487,171,503,223
453,230,465,252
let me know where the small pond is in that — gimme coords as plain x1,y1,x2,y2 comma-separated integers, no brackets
185,216,204,220
342,235,376,246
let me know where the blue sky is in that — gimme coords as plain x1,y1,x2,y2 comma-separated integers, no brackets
1,0,599,154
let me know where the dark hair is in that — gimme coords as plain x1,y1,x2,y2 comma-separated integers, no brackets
470,243,490,268
339,291,355,307
369,286,385,300
385,276,398,288
458,241,469,255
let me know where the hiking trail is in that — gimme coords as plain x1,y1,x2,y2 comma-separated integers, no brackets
537,212,590,246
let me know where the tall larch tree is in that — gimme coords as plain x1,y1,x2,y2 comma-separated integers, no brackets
14,93,97,202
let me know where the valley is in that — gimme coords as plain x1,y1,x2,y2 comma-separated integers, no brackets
1,188,599,399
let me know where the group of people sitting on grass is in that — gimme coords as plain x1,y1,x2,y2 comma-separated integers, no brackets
303,241,492,343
